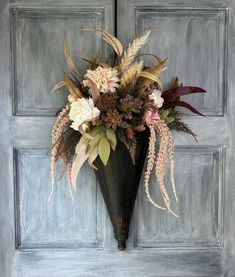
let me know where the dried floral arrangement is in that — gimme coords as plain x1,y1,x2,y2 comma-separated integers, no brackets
50,30,206,217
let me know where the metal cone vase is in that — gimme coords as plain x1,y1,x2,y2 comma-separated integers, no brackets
94,131,149,250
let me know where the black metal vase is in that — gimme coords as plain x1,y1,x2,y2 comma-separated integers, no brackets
94,131,149,250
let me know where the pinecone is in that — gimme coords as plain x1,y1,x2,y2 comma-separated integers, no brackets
96,92,118,112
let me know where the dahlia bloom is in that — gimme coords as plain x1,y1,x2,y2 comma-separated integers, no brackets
83,66,120,93
69,98,100,131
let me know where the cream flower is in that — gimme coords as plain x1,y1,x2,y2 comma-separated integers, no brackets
69,98,100,131
150,89,164,108
83,66,120,93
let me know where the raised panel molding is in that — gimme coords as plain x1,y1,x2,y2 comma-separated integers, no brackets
10,6,105,116
134,146,225,249
135,7,228,116
13,148,105,249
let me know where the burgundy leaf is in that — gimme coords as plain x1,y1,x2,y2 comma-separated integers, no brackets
170,100,205,116
162,86,206,102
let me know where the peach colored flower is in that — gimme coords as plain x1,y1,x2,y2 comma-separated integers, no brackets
83,66,120,93
144,110,160,125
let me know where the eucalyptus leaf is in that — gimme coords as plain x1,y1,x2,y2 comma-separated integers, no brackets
105,128,117,151
88,135,101,154
98,137,110,166
89,126,105,137
165,116,175,125
160,109,171,120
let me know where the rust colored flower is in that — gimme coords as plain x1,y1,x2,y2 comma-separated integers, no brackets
119,95,143,113
96,92,118,112
126,127,135,139
103,110,123,130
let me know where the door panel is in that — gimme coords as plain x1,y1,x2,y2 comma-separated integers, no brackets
0,0,235,276
12,7,106,116
135,8,226,116
135,147,224,249
15,148,102,249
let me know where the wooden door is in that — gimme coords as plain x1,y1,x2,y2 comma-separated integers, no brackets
118,0,235,276
0,0,235,276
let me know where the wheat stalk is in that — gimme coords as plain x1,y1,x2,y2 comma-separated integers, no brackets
120,61,144,87
119,30,150,73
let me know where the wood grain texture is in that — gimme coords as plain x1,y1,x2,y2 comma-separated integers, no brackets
135,8,227,116
13,249,223,277
118,0,234,276
0,0,114,276
135,146,224,249
11,7,105,116
14,148,105,249
0,0,235,276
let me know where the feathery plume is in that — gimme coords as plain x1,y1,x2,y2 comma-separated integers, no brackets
49,107,70,202
167,129,178,202
119,30,150,73
155,120,178,217
120,61,144,87
144,124,166,210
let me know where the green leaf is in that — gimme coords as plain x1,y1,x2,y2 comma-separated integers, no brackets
160,109,170,120
98,137,110,166
165,116,175,125
87,135,101,154
79,135,90,145
89,126,105,137
105,128,117,151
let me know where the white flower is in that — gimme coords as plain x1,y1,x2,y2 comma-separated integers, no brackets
69,98,100,131
83,66,120,93
150,89,164,108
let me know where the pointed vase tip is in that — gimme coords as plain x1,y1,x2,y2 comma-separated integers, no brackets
118,241,126,251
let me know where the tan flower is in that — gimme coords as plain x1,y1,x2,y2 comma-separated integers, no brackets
83,66,120,93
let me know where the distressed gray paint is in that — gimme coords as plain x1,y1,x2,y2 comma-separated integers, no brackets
14,148,104,249
11,7,105,116
135,8,227,116
118,0,234,276
135,146,224,249
0,0,235,276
